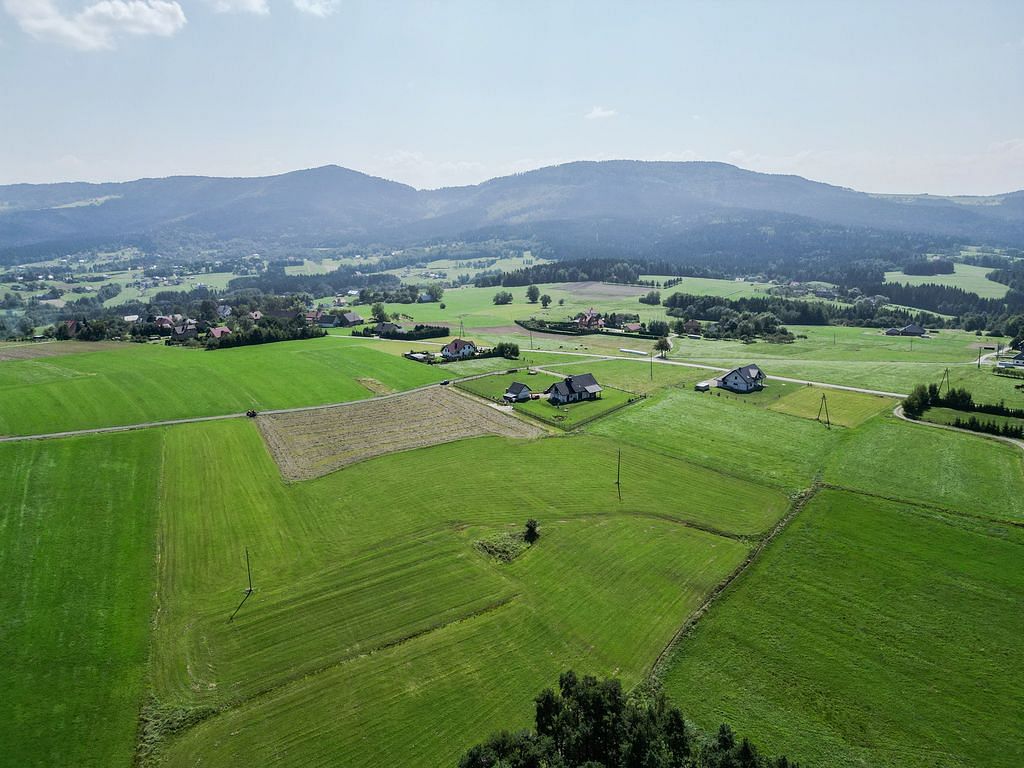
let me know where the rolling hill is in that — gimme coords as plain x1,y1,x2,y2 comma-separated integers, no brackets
2,161,1023,257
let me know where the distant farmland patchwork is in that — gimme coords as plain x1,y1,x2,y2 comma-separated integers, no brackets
2,327,1023,768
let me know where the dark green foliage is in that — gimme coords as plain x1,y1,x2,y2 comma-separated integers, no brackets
459,672,797,768
541,294,552,308
494,291,514,305
474,532,529,563
903,259,955,276
526,285,541,303
524,519,540,544
639,290,661,305
646,320,669,337
493,342,521,359
206,322,325,349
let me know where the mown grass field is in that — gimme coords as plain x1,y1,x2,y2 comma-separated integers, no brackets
767,385,895,427
823,415,1024,521
0,431,163,767
0,337,452,436
662,489,1024,768
883,262,1009,298
589,386,841,491
143,421,776,764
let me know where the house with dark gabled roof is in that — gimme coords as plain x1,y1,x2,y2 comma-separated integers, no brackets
503,381,532,402
340,311,364,327
716,364,766,393
545,373,603,405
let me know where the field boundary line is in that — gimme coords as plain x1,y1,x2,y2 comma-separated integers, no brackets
820,482,1024,530
646,481,822,684
0,370,514,443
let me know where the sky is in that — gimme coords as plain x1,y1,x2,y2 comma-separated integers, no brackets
1,0,1023,194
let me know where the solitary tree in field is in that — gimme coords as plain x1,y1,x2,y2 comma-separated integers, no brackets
540,294,552,308
526,284,541,303
493,291,514,305
654,336,671,358
371,302,388,323
524,519,540,544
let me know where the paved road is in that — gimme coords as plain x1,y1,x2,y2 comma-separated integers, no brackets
0,369,509,444
10,342,1003,444
524,348,910,398
891,403,1024,454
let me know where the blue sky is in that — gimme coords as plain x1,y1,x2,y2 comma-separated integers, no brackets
1,0,1023,193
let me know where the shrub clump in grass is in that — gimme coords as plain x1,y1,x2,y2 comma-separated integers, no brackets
475,531,530,563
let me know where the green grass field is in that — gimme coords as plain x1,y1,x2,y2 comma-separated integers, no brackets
884,262,1009,299
143,421,775,764
823,415,1024,521
0,431,163,767
589,387,841,491
5,277,1024,768
768,385,895,427
661,489,1024,768
0,338,451,435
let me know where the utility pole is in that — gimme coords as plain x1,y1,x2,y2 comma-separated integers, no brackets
615,449,622,502
816,393,831,429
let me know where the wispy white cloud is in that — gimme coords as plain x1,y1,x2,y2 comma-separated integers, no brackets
3,0,185,50
584,105,617,120
291,0,337,17
208,0,267,14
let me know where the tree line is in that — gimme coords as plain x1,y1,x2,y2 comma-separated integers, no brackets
460,671,798,768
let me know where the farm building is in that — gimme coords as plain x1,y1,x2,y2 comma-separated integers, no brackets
885,323,926,337
441,338,477,360
621,322,643,333
216,304,233,319
503,382,532,402
375,322,404,336
545,373,603,405
248,310,263,321
171,322,198,342
340,311,364,327
208,325,232,339
318,315,342,328
716,364,766,393
682,319,702,335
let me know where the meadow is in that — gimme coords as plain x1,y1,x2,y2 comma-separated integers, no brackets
0,337,471,436
661,489,1024,768
0,431,163,767
883,262,1009,298
145,421,777,764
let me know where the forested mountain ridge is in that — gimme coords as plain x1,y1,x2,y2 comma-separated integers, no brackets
2,160,1023,258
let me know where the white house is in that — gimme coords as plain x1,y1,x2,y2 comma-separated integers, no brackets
716,364,766,393
441,338,477,360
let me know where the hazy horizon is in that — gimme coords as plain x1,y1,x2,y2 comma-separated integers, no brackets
4,158,1024,198
2,0,1022,195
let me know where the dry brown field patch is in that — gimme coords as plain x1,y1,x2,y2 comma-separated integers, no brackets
257,385,544,479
